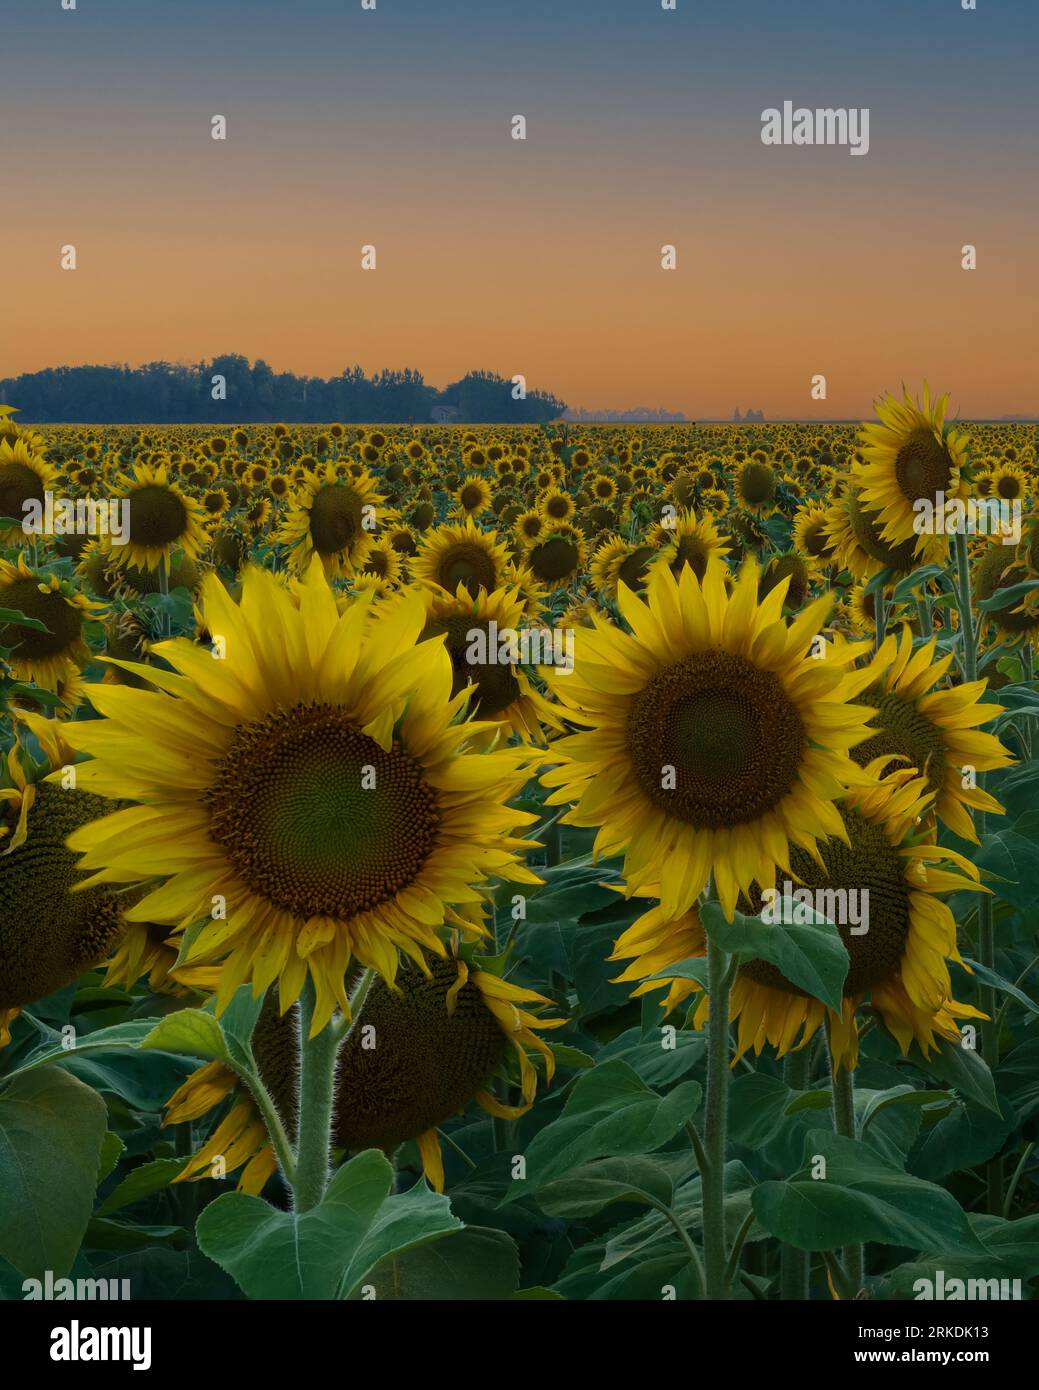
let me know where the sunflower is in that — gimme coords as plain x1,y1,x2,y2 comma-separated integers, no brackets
589,473,618,503
200,487,231,519
58,560,542,1034
414,582,562,744
357,538,403,587
541,558,875,921
0,555,102,690
0,437,58,543
846,626,1013,840
825,489,945,581
792,501,837,570
759,552,810,611
523,523,586,590
163,952,563,1195
412,517,513,601
614,767,988,1071
734,460,777,515
987,462,1027,506
856,386,969,552
589,533,655,598
538,488,576,525
648,509,730,583
514,509,545,545
452,474,493,519
107,462,209,572
974,540,1039,641
278,464,386,578
0,716,129,1045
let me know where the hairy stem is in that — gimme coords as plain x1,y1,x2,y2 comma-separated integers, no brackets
293,976,340,1213
702,930,733,1299
780,1048,812,1299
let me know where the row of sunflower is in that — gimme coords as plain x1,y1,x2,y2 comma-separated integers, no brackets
0,391,1036,1301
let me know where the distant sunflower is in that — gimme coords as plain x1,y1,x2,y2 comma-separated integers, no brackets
847,627,1013,841
590,534,655,598
279,464,386,577
108,463,209,572
414,583,562,744
825,489,944,581
856,386,969,552
647,509,730,583
514,509,545,545
792,501,837,571
412,517,513,601
989,463,1027,505
523,523,586,590
538,488,576,525
452,474,493,519
59,561,542,1033
734,460,777,515
541,558,875,920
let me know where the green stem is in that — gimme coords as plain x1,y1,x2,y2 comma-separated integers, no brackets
246,1071,297,1187
822,1250,856,1302
293,976,340,1213
648,1197,705,1299
780,1048,812,1299
330,966,376,1046
702,929,733,1299
684,1119,710,1178
953,530,1002,1211
914,593,933,639
724,1208,756,1290
157,553,170,639
873,583,887,653
1003,1142,1035,1219
829,1043,865,1295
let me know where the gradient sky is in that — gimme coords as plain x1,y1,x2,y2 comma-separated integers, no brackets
5,0,1037,418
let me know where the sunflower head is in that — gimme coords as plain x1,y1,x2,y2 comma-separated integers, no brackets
413,517,511,601
542,557,875,920
60,560,543,1034
0,555,102,690
0,724,127,1020
110,463,209,571
0,438,57,543
856,385,969,550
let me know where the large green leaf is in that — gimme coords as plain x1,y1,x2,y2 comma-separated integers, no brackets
752,1130,987,1255
96,1158,188,1217
701,902,849,1011
0,1068,108,1278
876,1213,1039,1298
140,1008,230,1066
0,1019,158,1088
337,1178,461,1298
897,1036,1001,1115
974,821,1039,910
908,1098,1014,1183
535,1155,679,1219
196,1150,458,1300
501,1060,701,1201
347,1226,519,1301
601,1160,759,1271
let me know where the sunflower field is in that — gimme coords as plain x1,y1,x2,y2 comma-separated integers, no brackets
1,393,1038,1308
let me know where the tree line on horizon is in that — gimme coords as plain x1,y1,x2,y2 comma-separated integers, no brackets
0,354,567,425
